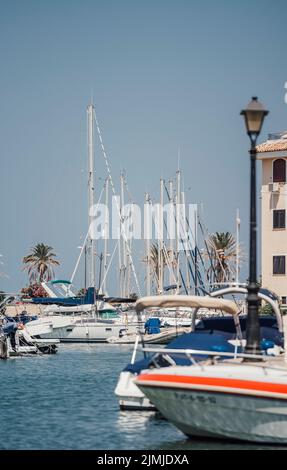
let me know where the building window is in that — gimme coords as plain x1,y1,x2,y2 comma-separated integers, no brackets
273,209,286,229
282,296,287,305
273,255,286,275
273,159,286,183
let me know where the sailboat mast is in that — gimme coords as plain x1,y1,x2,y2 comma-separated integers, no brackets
194,204,198,295
103,177,109,295
168,180,174,286
87,103,95,290
236,209,240,285
145,192,151,296
176,169,181,293
120,173,126,297
158,178,164,294
182,190,190,293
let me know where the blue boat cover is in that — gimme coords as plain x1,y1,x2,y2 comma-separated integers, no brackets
124,315,283,375
124,333,241,375
31,287,96,306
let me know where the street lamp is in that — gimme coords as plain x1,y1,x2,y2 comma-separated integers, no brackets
240,97,269,356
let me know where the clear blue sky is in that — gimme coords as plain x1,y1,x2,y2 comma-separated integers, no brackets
1,0,287,293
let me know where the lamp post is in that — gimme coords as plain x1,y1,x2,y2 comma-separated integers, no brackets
240,97,269,356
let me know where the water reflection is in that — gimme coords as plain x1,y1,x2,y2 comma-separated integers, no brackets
116,411,156,433
153,436,287,450
2,343,287,450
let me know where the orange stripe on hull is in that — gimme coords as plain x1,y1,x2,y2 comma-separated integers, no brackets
137,373,287,395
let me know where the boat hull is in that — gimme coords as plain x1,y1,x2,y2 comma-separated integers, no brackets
136,363,287,443
41,322,137,343
114,371,156,411
108,327,189,345
140,385,287,442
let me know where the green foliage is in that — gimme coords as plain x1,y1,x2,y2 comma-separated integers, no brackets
208,231,237,283
149,243,169,292
259,303,274,316
22,243,60,283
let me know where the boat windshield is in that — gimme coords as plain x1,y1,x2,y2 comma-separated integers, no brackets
42,280,76,298
98,310,119,319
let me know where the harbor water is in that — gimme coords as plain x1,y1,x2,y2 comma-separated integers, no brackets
0,344,285,450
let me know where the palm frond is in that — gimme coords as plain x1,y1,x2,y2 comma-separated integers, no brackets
22,243,60,284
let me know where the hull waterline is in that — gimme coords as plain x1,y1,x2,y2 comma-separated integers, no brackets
136,363,287,444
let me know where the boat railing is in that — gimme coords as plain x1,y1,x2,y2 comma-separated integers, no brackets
141,346,268,367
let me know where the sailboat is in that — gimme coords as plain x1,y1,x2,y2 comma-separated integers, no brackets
28,104,139,342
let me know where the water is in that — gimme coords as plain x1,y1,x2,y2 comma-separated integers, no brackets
0,344,285,450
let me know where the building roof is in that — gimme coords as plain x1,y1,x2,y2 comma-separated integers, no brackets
257,131,287,153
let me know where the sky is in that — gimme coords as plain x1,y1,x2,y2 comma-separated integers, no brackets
1,0,287,294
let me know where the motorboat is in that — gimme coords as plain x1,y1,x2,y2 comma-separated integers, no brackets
2,321,59,356
107,327,190,345
29,280,197,342
115,294,283,411
36,308,138,343
26,283,138,342
136,351,287,443
35,299,194,343
135,296,287,444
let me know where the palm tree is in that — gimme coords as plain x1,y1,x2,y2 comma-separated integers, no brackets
207,232,237,284
23,243,60,283
149,243,169,293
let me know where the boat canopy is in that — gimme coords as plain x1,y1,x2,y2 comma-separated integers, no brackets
105,297,137,304
209,286,283,332
50,280,72,285
135,295,240,316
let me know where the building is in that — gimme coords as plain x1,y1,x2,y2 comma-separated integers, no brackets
257,131,287,305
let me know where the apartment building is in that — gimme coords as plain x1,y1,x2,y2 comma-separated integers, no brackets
257,131,287,305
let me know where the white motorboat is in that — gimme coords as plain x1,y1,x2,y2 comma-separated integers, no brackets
114,295,244,411
115,294,283,412
107,327,190,345
37,312,138,343
136,353,287,443
41,319,135,343
6,327,59,356
134,296,287,444
24,318,54,337
116,372,157,411
29,296,138,342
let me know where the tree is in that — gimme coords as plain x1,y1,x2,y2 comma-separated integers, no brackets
23,243,60,283
149,243,169,293
77,288,87,297
207,232,238,284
